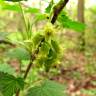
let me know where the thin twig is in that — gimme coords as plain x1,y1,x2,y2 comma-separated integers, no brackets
15,37,45,96
23,37,45,79
0,39,15,46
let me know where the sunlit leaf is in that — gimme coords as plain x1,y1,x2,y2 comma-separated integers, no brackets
0,64,15,75
0,2,21,12
0,1,40,13
35,13,47,21
25,7,39,13
58,11,86,32
45,2,52,13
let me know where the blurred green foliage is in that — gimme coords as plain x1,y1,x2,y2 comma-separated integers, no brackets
0,1,96,96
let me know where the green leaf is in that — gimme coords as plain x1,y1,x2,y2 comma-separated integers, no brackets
44,58,55,72
0,32,10,40
26,80,67,96
33,34,44,47
0,72,25,96
40,42,50,54
45,2,52,13
25,8,40,13
44,48,57,72
51,40,60,53
7,47,30,60
35,13,47,21
0,2,21,12
58,11,86,32
47,48,57,59
0,1,39,13
0,64,15,75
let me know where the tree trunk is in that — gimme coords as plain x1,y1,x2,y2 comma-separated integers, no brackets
78,0,84,23
77,0,85,52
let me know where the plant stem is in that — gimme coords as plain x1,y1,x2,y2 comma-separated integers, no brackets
51,0,69,24
0,39,15,46
15,37,45,96
15,0,69,96
23,56,33,79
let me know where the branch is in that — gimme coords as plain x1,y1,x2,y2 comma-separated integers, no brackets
16,1,69,96
51,0,69,24
16,37,45,96
23,0,69,80
0,39,15,46
24,37,45,79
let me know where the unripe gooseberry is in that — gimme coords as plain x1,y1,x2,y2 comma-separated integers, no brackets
44,22,55,38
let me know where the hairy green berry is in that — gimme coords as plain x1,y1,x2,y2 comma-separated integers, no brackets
44,22,55,39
